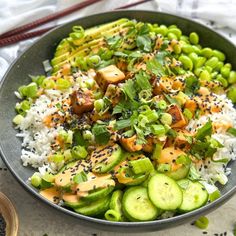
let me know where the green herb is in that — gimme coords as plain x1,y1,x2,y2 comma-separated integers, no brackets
106,35,122,50
73,130,87,147
135,71,151,90
122,79,137,101
184,76,200,96
136,35,152,52
114,51,128,58
191,140,217,159
227,127,236,136
195,120,212,141
115,119,131,130
163,94,179,105
137,23,150,35
73,171,87,184
146,58,165,76
92,124,110,144
176,155,191,165
188,165,202,181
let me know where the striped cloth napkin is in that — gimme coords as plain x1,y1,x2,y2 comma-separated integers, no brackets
0,0,235,80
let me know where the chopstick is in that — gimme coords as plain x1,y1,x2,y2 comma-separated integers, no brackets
0,0,103,39
0,0,153,47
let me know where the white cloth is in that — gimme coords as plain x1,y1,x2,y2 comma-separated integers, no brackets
0,0,236,80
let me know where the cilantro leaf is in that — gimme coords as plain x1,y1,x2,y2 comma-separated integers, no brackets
106,35,122,50
195,120,212,141
122,79,137,101
184,76,200,96
115,119,131,130
92,124,110,144
135,71,151,90
136,35,152,52
146,58,166,76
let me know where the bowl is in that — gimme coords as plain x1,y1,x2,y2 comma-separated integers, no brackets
0,10,236,232
0,192,18,236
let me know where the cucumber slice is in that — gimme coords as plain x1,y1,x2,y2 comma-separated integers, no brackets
82,186,114,201
177,179,209,212
92,144,123,173
148,174,183,210
166,165,190,180
122,186,159,221
74,195,110,216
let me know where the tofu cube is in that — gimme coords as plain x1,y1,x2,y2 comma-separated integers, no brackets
71,90,94,115
95,65,125,90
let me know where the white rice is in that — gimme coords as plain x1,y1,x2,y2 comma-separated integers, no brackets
16,90,70,172
186,94,236,186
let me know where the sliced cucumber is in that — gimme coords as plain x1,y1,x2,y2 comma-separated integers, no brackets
82,186,114,201
122,186,159,221
92,144,123,174
166,165,190,180
177,179,209,212
148,174,183,210
74,195,110,216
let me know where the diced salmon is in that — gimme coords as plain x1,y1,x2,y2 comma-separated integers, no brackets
184,99,197,115
142,136,154,153
95,65,126,90
158,147,186,171
168,104,187,128
120,135,142,152
153,76,185,95
71,90,94,115
174,130,193,149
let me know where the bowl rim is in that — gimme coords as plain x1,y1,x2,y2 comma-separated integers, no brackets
1,9,236,229
0,192,19,236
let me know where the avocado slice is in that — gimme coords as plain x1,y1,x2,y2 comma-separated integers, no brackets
51,19,135,73
54,160,90,188
91,143,123,174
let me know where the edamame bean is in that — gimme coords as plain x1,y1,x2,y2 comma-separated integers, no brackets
214,61,224,72
180,35,189,43
168,32,178,40
189,32,199,45
194,57,206,68
155,25,168,36
168,28,182,39
228,71,236,84
173,44,182,54
201,47,213,58
199,70,211,81
188,52,198,63
221,65,231,78
205,56,219,69
211,71,218,79
205,66,213,73
168,24,178,29
182,44,194,54
192,45,201,54
194,68,203,77
212,49,226,61
216,74,228,87
179,55,193,71
227,87,236,103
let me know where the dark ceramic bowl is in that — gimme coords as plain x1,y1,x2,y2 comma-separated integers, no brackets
0,10,236,232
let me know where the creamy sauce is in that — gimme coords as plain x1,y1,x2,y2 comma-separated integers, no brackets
40,187,61,203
